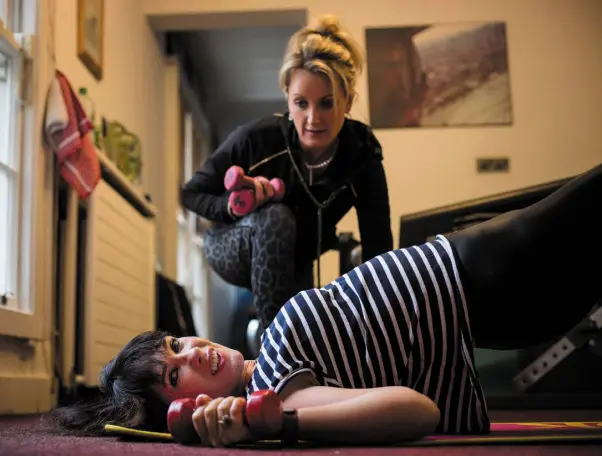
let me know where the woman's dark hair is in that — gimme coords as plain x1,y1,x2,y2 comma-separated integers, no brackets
50,330,172,435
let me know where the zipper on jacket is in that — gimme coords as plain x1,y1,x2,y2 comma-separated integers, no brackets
248,150,289,173
350,183,358,198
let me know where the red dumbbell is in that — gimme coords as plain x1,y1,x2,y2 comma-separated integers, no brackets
224,165,255,191
167,390,283,445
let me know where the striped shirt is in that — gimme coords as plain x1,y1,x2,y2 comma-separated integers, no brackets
245,235,490,434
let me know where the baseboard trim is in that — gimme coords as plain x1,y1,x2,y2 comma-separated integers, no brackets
0,375,55,415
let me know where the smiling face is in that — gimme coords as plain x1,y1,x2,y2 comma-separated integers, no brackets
156,336,245,403
287,68,350,157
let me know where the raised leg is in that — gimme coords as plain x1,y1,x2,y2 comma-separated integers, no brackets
448,163,602,350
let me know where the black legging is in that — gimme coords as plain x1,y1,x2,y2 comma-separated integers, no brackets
448,162,602,350
203,203,314,328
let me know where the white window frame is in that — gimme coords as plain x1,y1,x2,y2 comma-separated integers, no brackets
0,0,54,340
176,112,200,299
0,10,23,312
176,111,212,338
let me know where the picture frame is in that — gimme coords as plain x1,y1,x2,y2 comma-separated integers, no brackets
77,0,104,80
365,21,513,129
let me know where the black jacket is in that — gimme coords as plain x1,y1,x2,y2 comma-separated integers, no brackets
181,113,393,275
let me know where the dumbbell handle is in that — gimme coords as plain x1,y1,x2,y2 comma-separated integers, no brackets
167,390,283,445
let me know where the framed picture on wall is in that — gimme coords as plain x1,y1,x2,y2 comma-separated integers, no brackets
365,21,513,129
77,0,104,80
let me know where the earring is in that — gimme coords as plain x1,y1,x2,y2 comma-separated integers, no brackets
288,113,292,121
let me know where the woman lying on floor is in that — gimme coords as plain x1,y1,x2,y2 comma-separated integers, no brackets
52,161,602,447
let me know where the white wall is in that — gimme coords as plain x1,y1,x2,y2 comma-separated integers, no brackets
144,0,602,283
55,0,165,194
0,0,172,414
53,0,178,277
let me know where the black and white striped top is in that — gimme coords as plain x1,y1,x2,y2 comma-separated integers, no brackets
245,235,490,434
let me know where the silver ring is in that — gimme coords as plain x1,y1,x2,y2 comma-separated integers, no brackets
218,415,232,427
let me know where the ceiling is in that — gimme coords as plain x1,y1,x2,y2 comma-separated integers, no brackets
178,26,298,143
181,26,297,103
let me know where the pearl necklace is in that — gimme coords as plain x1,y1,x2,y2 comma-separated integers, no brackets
303,141,338,186
304,154,335,170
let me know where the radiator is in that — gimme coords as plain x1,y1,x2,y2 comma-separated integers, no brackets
57,154,158,389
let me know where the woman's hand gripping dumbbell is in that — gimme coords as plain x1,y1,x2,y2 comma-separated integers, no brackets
167,390,284,446
224,166,285,217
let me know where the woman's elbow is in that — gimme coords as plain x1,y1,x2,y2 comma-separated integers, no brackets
180,185,197,210
400,391,441,440
420,396,441,435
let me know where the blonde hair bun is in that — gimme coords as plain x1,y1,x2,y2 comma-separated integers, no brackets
312,14,342,37
279,14,364,107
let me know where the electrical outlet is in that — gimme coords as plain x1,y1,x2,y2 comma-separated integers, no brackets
477,157,510,173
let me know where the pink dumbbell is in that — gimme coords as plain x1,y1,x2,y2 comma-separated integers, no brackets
254,176,285,201
224,165,255,191
228,178,286,216
228,188,256,216
269,178,285,200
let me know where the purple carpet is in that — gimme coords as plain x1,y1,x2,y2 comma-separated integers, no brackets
1,410,601,456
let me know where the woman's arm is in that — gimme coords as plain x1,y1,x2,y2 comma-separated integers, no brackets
279,373,440,444
188,377,440,447
180,126,251,223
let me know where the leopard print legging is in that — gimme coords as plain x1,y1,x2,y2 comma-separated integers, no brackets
203,203,314,328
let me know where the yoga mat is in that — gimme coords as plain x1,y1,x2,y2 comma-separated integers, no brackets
105,421,602,446
104,425,173,441
406,421,602,446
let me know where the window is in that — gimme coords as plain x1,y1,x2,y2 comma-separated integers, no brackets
0,0,24,311
177,111,211,338
0,0,47,339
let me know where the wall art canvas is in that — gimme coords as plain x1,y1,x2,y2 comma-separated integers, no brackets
365,22,513,129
